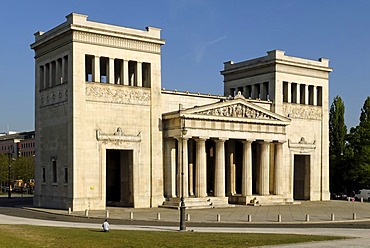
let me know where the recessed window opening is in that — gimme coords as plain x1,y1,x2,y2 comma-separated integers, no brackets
114,59,123,84
85,55,94,82
283,81,288,102
100,57,109,83
142,62,151,87
300,84,306,104
308,85,314,105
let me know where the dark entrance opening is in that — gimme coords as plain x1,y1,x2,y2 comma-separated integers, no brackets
234,141,243,194
293,154,310,200
106,149,133,207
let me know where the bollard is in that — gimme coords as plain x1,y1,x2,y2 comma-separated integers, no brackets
157,213,161,221
105,210,109,219
247,214,252,222
361,198,363,203
130,212,133,220
85,209,89,217
217,214,221,222
186,213,190,221
306,214,310,222
68,207,71,215
353,213,356,220
331,213,335,221
277,214,281,222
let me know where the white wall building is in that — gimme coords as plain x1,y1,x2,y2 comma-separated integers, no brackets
31,13,332,211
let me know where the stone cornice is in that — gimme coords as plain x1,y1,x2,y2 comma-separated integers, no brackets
96,128,141,143
73,30,162,54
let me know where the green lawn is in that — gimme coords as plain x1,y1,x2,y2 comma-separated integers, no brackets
0,225,345,248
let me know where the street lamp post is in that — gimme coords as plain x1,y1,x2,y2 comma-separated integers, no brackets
179,115,187,231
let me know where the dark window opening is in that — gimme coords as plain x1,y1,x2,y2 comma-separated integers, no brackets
85,55,94,82
128,61,137,86
142,62,151,88
114,59,123,84
100,57,109,83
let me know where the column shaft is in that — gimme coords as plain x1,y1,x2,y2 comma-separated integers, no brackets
287,82,292,103
178,138,189,198
164,139,176,198
214,139,226,197
188,140,194,196
93,56,100,83
109,58,115,84
195,138,207,197
242,140,253,196
274,142,283,195
260,141,270,195
123,60,129,85
137,62,142,87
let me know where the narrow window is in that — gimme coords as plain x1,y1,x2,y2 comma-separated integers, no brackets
39,65,45,90
42,167,46,183
63,55,68,83
100,57,109,83
291,83,297,103
85,55,94,82
57,58,63,84
317,86,322,106
52,157,57,183
263,82,269,100
245,85,252,98
229,88,235,97
283,81,288,103
308,85,314,105
237,86,244,96
142,62,151,87
45,63,50,88
64,167,68,183
300,84,306,104
51,61,56,86
114,59,123,84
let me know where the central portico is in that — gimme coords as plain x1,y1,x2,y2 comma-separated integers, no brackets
162,94,291,207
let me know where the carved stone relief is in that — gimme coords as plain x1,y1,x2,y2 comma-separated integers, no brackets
96,127,141,145
195,103,277,120
40,84,68,108
85,84,151,105
282,104,322,120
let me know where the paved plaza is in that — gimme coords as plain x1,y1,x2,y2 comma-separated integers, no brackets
2,196,370,247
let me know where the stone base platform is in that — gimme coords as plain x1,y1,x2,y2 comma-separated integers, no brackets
160,196,232,209
229,194,301,206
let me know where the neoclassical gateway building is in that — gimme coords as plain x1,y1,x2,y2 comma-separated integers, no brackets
31,13,332,211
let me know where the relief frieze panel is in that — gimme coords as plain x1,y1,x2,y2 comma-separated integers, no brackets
282,104,322,120
195,103,278,120
40,84,68,108
85,83,151,106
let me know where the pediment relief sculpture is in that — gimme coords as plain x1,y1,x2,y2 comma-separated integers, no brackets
195,103,278,120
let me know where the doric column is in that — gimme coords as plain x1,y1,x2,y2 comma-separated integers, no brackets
227,140,236,195
214,138,227,197
164,138,176,198
296,83,300,104
177,137,189,198
195,137,207,197
137,62,142,87
188,140,194,196
93,56,100,83
274,142,284,195
242,139,254,196
259,140,271,195
123,60,129,85
109,58,115,84
313,86,317,106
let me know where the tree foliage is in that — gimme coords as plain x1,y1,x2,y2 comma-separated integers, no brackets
346,96,370,191
329,96,347,193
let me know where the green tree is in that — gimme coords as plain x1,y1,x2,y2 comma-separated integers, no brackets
347,97,370,190
12,156,35,182
329,96,347,193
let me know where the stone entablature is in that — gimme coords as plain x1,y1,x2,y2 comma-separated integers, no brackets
282,103,322,120
40,83,68,108
85,83,151,106
73,31,162,54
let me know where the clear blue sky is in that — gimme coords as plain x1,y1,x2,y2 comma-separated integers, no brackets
0,0,369,132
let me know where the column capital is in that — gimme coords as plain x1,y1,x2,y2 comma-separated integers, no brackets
257,139,272,144
214,137,228,143
195,136,208,142
273,140,287,144
242,139,255,144
175,136,189,141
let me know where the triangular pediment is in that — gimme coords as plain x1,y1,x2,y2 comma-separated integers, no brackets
180,98,290,123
